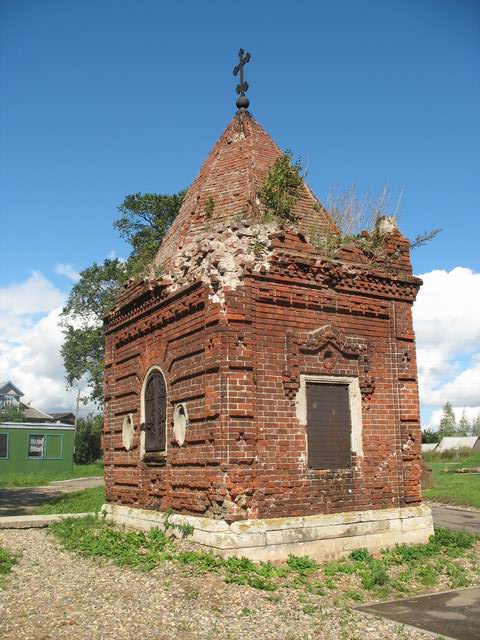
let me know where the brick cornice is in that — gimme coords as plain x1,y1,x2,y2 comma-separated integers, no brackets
104,281,205,337
247,252,421,302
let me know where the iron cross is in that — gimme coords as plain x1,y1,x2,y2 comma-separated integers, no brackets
233,48,251,109
233,48,251,95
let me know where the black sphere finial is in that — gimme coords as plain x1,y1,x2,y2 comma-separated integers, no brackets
233,48,251,110
236,95,250,110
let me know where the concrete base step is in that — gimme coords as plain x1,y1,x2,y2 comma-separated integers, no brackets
0,512,96,529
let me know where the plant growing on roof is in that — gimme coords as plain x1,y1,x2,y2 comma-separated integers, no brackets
258,150,304,223
249,237,268,257
204,197,215,219
310,183,441,269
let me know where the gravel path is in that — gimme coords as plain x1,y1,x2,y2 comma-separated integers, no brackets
0,529,432,640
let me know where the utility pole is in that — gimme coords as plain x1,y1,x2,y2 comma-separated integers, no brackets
74,387,81,428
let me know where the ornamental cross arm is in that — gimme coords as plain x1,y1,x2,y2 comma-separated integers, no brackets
233,48,251,110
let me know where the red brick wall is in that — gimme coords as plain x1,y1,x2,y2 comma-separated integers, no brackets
104,238,423,521
104,282,230,515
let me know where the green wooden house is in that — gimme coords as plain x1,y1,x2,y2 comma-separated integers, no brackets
0,422,75,474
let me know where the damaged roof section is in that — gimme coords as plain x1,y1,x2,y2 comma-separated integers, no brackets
154,109,332,271
167,220,275,305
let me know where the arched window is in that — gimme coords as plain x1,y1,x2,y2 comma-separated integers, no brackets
144,370,167,452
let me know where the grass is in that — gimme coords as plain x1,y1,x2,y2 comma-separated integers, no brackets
33,486,105,514
423,451,480,508
322,528,478,595
0,544,18,587
49,516,480,600
0,462,103,488
423,448,478,464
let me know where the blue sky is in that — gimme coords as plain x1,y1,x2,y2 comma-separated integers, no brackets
0,0,479,419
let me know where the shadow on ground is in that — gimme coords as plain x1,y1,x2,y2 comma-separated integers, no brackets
357,586,480,640
0,477,104,516
0,487,66,516
431,505,480,534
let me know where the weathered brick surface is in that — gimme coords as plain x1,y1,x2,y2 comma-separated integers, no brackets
103,112,424,523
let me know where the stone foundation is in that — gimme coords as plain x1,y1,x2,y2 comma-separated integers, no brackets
102,503,434,562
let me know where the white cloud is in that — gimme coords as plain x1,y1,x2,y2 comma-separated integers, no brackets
0,272,63,316
413,267,480,424
55,263,80,282
0,272,93,415
414,267,480,354
432,359,480,407
0,307,73,410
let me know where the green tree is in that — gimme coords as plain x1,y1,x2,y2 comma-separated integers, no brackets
457,410,470,436
422,427,440,444
60,192,184,406
471,415,480,437
438,401,457,438
114,191,185,278
60,259,127,406
0,404,25,422
74,414,103,464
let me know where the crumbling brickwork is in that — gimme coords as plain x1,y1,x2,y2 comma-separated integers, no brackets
103,111,424,523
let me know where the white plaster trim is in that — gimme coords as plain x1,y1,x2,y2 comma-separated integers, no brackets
122,414,134,451
0,422,75,431
295,374,363,459
102,503,434,562
139,365,168,460
173,403,188,446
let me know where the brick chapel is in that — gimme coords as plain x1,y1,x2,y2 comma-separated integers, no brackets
102,54,433,560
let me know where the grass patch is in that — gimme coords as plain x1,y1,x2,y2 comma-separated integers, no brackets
51,516,174,570
33,486,105,514
423,448,477,464
0,462,103,488
0,545,18,586
49,516,480,601
322,529,479,597
423,452,480,508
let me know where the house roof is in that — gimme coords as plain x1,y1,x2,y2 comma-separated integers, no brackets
421,443,439,452
154,110,333,269
49,412,76,425
22,404,54,421
0,422,75,431
437,436,480,452
0,380,24,397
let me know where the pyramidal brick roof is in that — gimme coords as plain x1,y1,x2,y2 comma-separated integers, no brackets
155,110,332,268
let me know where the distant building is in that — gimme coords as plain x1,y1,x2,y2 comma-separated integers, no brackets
0,380,75,425
0,421,75,474
49,412,76,426
436,436,480,453
0,381,23,408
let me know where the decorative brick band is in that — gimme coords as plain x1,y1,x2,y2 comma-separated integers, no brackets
283,324,375,401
